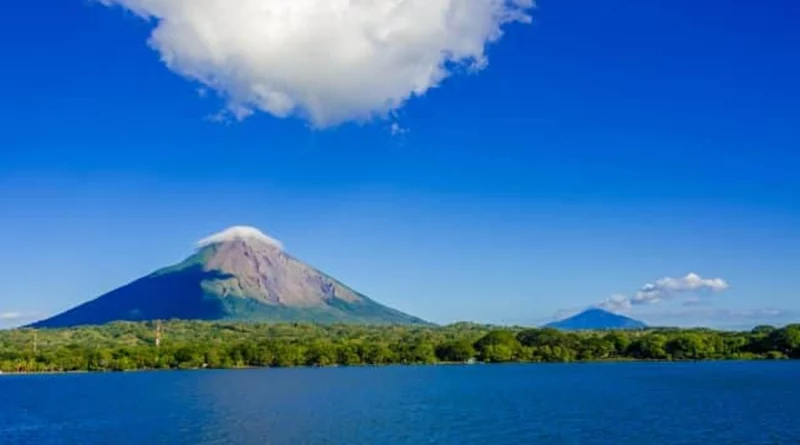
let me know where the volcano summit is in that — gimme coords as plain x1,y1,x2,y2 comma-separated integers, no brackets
32,226,429,328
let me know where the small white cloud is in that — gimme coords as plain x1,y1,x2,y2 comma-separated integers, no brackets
0,312,38,328
197,226,283,249
390,122,409,136
0,312,24,321
599,273,729,311
598,294,632,312
98,0,534,128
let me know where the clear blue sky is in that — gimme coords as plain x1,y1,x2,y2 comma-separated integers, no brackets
2,0,799,329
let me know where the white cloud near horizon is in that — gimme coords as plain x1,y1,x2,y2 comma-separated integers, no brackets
599,273,730,312
0,311,37,329
0,312,25,321
98,0,534,128
639,307,794,330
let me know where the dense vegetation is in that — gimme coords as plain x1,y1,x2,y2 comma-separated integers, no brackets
1,321,798,373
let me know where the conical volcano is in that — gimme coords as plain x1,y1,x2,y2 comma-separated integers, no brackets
32,226,429,328
545,308,646,331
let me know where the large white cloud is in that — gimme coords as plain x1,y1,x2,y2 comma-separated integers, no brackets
99,0,534,127
600,273,730,312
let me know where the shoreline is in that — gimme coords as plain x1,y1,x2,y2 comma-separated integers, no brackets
1,357,794,377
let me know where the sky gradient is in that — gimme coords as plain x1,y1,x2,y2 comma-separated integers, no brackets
2,0,799,329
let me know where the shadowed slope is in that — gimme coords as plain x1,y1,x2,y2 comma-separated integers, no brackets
546,308,647,331
31,266,235,328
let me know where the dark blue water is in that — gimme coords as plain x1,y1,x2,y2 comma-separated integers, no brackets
1,361,799,444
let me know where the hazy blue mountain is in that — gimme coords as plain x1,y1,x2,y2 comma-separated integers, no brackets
31,227,430,328
546,308,647,331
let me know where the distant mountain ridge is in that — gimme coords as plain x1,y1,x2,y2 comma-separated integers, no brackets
31,226,430,328
546,308,647,331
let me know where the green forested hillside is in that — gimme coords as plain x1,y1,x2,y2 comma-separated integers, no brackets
1,321,798,373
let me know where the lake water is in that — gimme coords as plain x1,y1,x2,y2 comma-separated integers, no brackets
1,361,799,444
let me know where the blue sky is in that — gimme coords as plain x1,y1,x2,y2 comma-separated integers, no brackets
1,0,799,329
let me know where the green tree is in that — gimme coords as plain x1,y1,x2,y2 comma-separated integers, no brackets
336,343,362,366
205,348,223,368
516,328,565,348
306,341,337,366
770,325,800,358
630,334,668,360
667,333,712,360
271,342,305,367
603,332,632,357
748,325,778,354
362,343,394,365
435,340,476,362
751,325,777,336
88,348,113,371
174,345,204,369
476,330,520,362
579,337,615,360
481,344,514,363
407,340,437,364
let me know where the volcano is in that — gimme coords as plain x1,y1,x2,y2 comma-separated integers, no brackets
31,226,429,328
545,308,647,331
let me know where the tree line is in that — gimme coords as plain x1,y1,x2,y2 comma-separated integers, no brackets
0,321,798,373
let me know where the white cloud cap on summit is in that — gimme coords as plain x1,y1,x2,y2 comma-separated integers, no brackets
98,0,534,127
197,226,283,249
600,273,730,312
